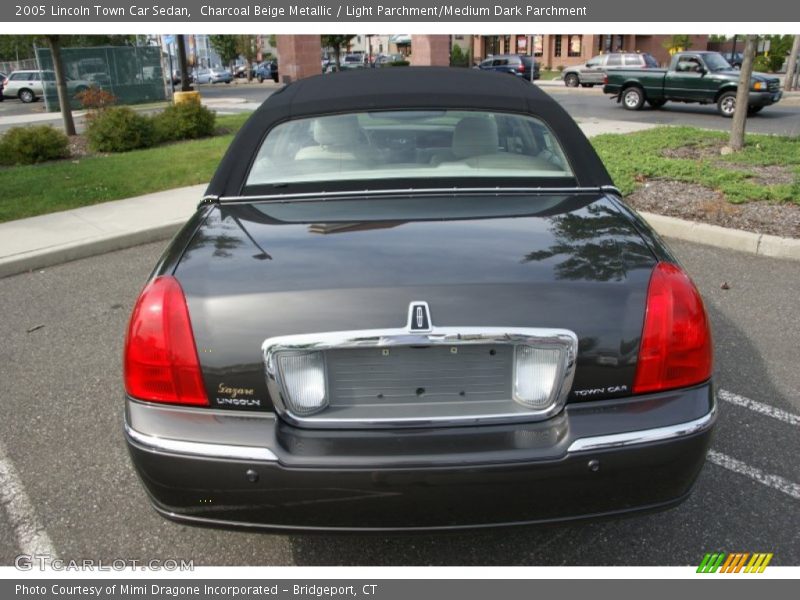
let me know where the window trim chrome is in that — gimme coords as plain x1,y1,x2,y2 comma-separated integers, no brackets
218,185,619,204
262,326,578,429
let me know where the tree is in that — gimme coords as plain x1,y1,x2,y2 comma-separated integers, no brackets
0,36,36,62
783,35,800,91
761,35,793,72
0,34,138,62
321,35,355,71
236,36,259,81
730,35,758,152
43,36,76,136
662,35,692,55
209,35,239,72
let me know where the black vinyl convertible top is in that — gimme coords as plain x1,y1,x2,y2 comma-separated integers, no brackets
207,67,613,197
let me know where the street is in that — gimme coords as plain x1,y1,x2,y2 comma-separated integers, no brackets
1,80,798,136
547,86,800,137
0,238,797,566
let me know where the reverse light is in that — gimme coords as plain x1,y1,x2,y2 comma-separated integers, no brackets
633,262,713,394
276,351,328,415
124,276,208,406
513,345,562,409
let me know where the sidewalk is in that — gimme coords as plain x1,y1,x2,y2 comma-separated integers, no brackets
0,119,798,278
0,97,255,130
0,185,204,278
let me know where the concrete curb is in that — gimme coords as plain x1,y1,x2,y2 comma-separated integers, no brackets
0,221,183,279
639,212,800,261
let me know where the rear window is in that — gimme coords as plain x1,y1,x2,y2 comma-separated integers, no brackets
245,110,574,187
643,54,659,68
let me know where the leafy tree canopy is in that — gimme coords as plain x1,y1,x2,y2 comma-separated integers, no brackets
0,35,137,62
208,35,240,67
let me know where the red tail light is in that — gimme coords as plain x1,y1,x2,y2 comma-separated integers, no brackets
633,262,713,394
518,63,525,73
603,74,608,85
124,276,208,406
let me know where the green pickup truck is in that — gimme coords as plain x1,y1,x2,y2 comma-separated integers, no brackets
603,51,782,117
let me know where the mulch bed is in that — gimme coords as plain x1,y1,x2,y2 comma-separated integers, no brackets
661,141,796,186
626,179,800,239
67,135,91,159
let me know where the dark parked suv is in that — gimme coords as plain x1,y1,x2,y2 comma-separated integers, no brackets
477,54,540,80
563,52,659,87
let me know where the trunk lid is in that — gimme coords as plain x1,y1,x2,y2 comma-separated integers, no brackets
174,193,656,412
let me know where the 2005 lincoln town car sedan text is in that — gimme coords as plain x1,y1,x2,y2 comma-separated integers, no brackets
123,68,716,531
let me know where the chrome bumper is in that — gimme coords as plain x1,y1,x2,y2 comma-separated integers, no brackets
125,384,716,464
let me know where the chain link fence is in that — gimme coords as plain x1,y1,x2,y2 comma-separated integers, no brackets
0,58,38,75
34,45,168,111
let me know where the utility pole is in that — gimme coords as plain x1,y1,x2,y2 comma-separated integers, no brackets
729,35,757,152
176,34,192,92
784,35,800,92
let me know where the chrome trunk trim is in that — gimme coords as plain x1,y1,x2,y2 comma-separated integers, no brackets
262,326,579,428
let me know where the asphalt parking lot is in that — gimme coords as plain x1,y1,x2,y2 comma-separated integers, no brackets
0,237,798,566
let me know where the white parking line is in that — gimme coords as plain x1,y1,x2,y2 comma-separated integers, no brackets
707,450,800,501
718,389,800,427
0,441,58,560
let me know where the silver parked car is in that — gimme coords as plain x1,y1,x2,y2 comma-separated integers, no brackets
562,52,659,87
1,70,92,103
195,68,233,84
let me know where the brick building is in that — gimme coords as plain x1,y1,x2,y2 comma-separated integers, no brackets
468,35,710,69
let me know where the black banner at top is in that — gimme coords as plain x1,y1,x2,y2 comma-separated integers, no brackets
5,0,800,22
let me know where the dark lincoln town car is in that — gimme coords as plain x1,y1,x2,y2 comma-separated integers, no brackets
124,68,715,531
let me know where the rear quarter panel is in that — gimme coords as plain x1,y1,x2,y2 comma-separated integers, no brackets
605,69,667,99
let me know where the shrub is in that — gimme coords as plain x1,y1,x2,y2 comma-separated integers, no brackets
556,64,566,72
153,101,216,143
450,45,470,68
752,55,772,73
75,87,117,110
86,107,156,152
0,126,69,166
766,54,785,73
388,60,410,67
